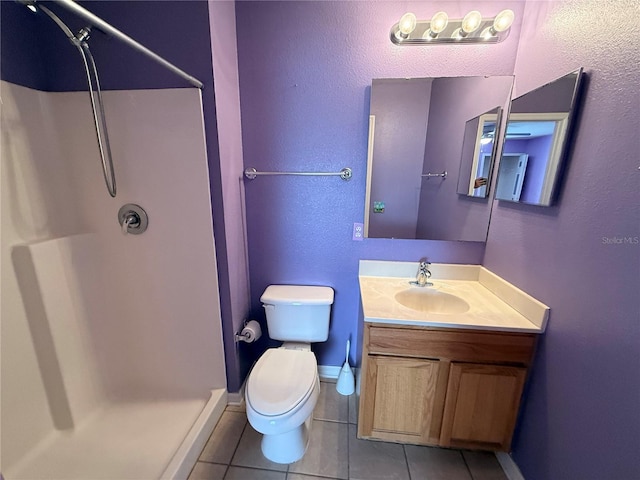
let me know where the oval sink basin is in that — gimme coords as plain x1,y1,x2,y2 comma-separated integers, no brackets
394,288,470,314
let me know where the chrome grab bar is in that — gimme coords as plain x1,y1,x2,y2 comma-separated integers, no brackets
421,171,447,178
244,167,352,180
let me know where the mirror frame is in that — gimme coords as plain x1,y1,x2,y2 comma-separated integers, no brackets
457,107,504,198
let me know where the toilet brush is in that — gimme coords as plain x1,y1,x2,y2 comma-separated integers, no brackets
336,339,355,396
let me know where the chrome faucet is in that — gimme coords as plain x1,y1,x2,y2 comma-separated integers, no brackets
411,261,432,287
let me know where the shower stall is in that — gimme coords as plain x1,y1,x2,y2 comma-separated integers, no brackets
1,2,227,478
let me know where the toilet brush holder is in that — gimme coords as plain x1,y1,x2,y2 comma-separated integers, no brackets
336,362,355,396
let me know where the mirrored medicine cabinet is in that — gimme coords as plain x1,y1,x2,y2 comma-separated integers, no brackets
495,68,584,206
363,68,584,241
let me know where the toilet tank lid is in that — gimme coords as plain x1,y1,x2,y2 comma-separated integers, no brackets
261,285,334,305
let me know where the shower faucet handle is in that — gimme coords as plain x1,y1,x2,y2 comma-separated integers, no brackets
121,213,139,235
118,204,148,235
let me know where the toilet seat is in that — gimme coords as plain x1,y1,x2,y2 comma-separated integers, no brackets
246,348,317,416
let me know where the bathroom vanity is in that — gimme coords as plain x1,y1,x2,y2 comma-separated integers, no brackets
357,261,549,452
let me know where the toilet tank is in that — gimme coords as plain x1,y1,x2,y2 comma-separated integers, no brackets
261,285,334,342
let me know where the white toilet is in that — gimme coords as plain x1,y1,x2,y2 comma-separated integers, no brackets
245,284,334,464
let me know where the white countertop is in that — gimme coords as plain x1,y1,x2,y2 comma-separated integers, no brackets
359,261,549,334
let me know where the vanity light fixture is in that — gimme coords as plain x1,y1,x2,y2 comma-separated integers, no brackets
454,10,483,38
423,11,448,39
390,9,515,45
482,9,515,38
396,12,417,39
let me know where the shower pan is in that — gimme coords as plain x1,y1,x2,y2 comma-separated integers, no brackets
1,2,227,479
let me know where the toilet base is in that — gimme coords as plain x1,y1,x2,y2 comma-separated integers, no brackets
261,415,313,464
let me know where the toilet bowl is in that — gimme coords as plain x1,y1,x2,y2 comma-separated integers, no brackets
245,284,333,464
246,346,320,464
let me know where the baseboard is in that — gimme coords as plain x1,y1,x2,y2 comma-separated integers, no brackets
496,452,526,480
227,379,246,406
318,365,342,381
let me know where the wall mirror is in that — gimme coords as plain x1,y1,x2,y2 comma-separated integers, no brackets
456,106,503,198
495,68,584,206
364,76,513,241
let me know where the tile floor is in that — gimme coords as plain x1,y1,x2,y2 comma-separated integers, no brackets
188,381,508,480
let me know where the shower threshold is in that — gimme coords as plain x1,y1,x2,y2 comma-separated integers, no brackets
5,389,226,480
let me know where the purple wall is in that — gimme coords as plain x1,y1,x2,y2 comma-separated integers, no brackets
0,1,50,90
235,0,522,368
208,0,252,393
416,76,513,241
368,78,432,239
484,1,640,478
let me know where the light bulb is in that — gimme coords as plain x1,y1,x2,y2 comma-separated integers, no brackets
430,11,449,34
492,9,515,32
398,12,417,36
27,3,37,12
461,10,483,34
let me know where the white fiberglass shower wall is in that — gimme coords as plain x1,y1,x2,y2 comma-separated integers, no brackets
1,81,227,479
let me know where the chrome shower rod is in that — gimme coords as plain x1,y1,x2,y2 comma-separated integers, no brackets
49,0,204,89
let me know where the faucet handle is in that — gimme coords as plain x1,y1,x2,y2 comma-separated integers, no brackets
411,260,433,287
419,261,432,282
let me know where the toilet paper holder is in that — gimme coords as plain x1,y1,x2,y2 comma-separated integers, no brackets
235,330,251,342
235,320,262,343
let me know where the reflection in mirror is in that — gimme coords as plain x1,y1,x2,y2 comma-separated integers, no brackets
364,76,513,241
496,68,584,206
456,107,503,198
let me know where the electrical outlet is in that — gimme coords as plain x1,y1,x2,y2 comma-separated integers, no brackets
353,222,364,241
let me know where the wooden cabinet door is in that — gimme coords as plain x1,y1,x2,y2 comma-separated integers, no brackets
440,363,526,451
359,355,443,444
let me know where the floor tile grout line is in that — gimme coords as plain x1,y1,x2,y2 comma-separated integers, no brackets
290,472,343,480
403,444,412,480
221,409,292,474
313,417,349,424
461,450,476,480
346,405,351,480
224,462,289,476
197,460,230,466
289,473,340,480
226,418,249,469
